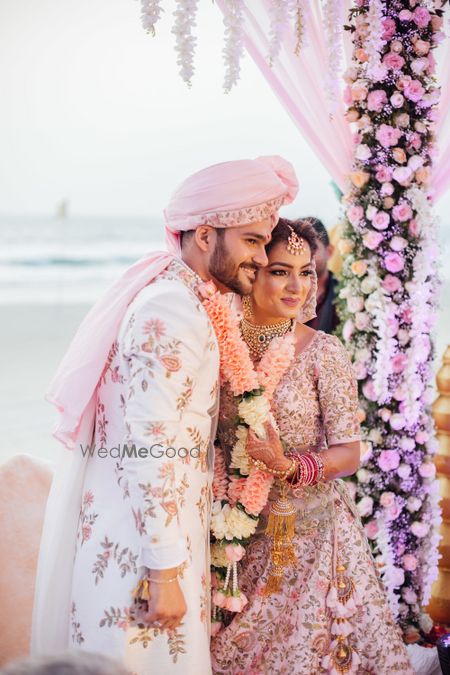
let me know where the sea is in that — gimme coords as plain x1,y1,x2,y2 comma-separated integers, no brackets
0,214,165,305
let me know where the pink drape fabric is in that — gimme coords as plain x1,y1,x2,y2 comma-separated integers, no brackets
216,0,353,193
433,38,450,201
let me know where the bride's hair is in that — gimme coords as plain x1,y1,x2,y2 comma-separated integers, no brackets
267,217,319,257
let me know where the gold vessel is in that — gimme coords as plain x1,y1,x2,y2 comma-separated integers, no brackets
427,346,450,623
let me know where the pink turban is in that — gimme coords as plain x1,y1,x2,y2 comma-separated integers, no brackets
165,155,298,253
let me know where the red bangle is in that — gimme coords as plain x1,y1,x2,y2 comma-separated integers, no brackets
287,451,325,488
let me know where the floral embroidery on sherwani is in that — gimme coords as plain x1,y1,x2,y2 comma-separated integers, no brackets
211,332,413,675
69,259,219,674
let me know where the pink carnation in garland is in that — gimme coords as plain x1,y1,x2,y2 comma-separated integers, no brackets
212,444,228,501
239,468,273,517
257,333,296,402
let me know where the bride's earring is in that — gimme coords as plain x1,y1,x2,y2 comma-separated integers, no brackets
242,295,253,319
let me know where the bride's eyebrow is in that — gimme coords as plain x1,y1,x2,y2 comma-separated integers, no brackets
267,262,312,269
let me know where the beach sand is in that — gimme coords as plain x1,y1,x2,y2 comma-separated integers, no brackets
1,297,449,464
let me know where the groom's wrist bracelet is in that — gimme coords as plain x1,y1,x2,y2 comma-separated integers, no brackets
148,574,179,585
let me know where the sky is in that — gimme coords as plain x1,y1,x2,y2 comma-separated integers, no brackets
1,0,450,232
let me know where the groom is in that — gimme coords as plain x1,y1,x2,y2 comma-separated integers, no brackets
32,156,298,674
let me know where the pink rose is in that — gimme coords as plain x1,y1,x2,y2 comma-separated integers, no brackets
410,521,429,538
390,92,405,108
390,236,407,251
386,502,402,521
413,7,430,27
342,319,354,342
392,166,412,184
416,430,429,444
375,165,393,183
363,230,383,250
404,80,425,102
211,621,223,637
378,450,400,471
380,491,395,508
401,306,412,324
198,280,217,299
367,89,388,112
212,590,227,608
380,182,394,196
407,132,422,151
390,413,406,430
382,17,396,40
343,85,353,106
392,202,413,222
392,353,408,373
372,211,390,230
384,252,405,273
224,592,248,612
399,9,412,21
414,39,430,56
418,462,435,478
365,520,379,539
347,204,364,225
383,52,405,70
403,588,418,605
376,124,402,148
225,544,246,562
347,296,365,313
355,312,370,332
351,82,368,101
380,407,392,422
411,57,428,75
382,274,402,293
391,567,405,588
362,379,377,402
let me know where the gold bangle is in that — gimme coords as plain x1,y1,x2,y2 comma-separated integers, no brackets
147,574,179,585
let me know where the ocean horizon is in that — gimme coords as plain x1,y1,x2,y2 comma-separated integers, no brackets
0,214,165,304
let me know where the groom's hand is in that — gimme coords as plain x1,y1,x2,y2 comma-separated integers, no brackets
246,422,291,473
143,567,187,631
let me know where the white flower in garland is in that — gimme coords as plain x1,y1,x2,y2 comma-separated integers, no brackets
140,0,164,37
365,0,386,81
230,424,250,475
222,0,245,92
322,0,345,114
267,0,291,65
238,395,271,438
172,0,199,85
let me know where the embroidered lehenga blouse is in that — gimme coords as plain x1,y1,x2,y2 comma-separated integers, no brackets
211,331,413,675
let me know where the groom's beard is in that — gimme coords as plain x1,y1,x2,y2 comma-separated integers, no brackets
209,235,258,296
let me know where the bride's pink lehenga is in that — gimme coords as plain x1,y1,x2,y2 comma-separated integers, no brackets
211,331,413,675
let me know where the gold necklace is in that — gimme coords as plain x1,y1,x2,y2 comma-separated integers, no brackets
240,315,294,358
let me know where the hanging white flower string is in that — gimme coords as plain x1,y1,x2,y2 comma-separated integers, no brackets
140,0,164,37
172,0,199,86
267,0,291,65
291,0,308,54
322,0,345,116
365,0,386,82
222,0,245,92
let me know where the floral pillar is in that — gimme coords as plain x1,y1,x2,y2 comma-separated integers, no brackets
336,0,445,634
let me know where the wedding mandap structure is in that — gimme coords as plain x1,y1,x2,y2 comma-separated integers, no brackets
139,0,450,639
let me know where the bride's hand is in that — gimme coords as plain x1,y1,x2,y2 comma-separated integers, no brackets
246,422,291,472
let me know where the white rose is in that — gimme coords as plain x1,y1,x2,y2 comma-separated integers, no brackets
419,613,433,634
356,468,371,483
211,503,231,540
356,144,371,160
230,425,250,475
368,428,382,444
347,296,365,313
211,543,229,567
226,507,258,540
238,395,271,437
361,276,379,294
357,496,374,517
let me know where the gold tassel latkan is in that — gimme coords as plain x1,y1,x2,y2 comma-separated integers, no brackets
263,487,297,595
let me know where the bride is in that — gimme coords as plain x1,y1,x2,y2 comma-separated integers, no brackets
211,218,413,674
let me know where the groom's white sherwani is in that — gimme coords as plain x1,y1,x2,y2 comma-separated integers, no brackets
69,259,219,673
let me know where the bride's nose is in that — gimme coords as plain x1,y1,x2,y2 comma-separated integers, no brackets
286,273,302,293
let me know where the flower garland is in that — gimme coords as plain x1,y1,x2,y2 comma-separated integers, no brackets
140,0,164,37
198,282,296,619
336,0,445,635
222,0,245,93
171,0,199,86
323,0,346,114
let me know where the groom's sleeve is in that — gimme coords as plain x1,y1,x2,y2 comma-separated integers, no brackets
120,280,209,570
